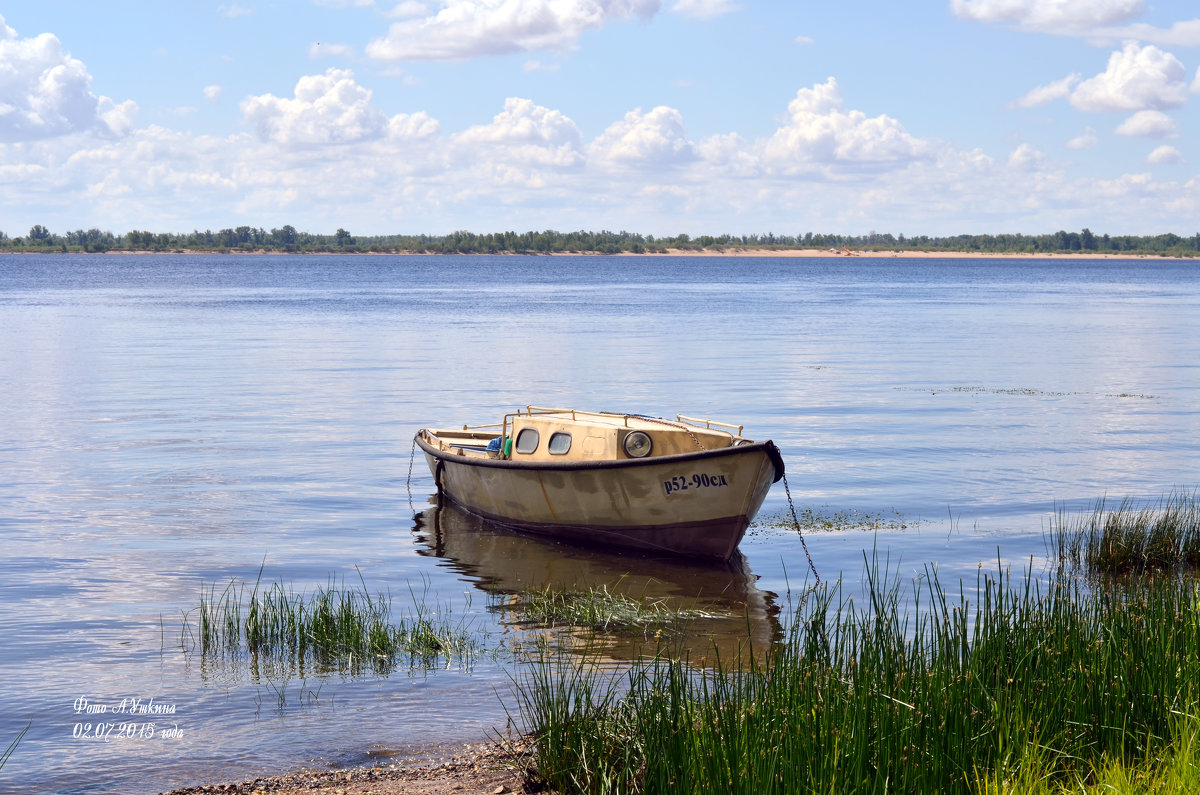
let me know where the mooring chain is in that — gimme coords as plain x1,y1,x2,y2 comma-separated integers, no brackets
406,435,418,513
782,471,820,585
635,415,706,450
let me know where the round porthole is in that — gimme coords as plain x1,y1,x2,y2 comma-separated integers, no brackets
514,428,540,454
623,430,652,458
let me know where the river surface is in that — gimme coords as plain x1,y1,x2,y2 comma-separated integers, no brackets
1,254,1197,793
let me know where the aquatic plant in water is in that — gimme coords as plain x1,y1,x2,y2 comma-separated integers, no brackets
1052,491,1200,575
182,569,480,675
512,585,721,631
0,722,30,772
751,506,915,533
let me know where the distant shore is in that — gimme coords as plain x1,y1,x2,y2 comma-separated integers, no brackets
8,247,1192,259
633,248,1183,259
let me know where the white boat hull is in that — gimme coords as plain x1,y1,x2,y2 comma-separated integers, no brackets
417,437,783,560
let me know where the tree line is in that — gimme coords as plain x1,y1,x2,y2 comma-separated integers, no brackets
2,225,1198,257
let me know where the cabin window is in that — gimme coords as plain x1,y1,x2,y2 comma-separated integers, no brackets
548,432,572,455
514,428,540,454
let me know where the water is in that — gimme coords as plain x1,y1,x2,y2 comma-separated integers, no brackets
1,254,1196,792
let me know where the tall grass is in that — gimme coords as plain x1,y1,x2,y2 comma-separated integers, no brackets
184,570,478,674
513,560,1200,794
972,711,1200,793
1052,491,1200,574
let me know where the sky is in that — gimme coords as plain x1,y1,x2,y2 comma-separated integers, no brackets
1,0,1199,238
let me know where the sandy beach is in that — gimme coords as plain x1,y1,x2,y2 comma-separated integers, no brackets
159,741,533,795
635,248,1185,259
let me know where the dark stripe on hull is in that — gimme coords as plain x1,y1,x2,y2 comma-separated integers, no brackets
438,492,750,560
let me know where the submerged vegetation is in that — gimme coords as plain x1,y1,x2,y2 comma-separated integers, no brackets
512,585,721,631
513,560,1200,794
180,571,479,674
4,225,1199,257
752,506,915,534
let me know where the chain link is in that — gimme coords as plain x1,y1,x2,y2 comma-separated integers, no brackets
782,471,820,585
406,435,418,513
633,415,706,449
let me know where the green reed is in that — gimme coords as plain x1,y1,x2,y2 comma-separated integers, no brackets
513,559,1200,794
185,570,478,673
1053,491,1200,574
0,721,30,772
971,710,1200,793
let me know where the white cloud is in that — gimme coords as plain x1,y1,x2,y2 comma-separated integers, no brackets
1011,74,1080,108
384,1,432,18
1090,19,1200,47
1114,109,1175,137
1007,142,1044,170
3,44,1197,241
6,106,1195,239
794,35,814,45
217,4,254,18
950,0,1144,31
203,85,223,103
1146,145,1184,164
387,110,439,139
694,131,757,175
0,15,136,142
1069,42,1189,112
366,0,662,60
951,0,1200,46
98,97,138,137
1193,67,1200,93
670,0,736,20
310,42,356,58
455,97,583,168
51,126,244,215
763,77,929,175
590,105,694,167
241,68,409,145
1066,126,1099,149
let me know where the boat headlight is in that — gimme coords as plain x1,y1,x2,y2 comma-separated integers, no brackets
623,430,653,458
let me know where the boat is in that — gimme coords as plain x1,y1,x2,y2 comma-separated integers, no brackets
414,406,785,560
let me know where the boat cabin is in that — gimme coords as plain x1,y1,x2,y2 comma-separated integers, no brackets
421,407,748,463
506,410,745,462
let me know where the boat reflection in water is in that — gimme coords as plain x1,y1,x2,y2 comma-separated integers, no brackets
412,498,782,663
